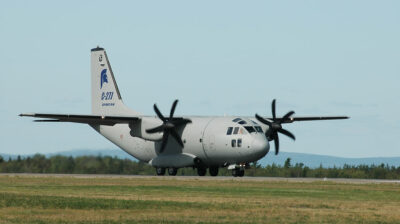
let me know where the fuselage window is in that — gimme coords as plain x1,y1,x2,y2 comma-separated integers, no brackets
232,118,241,122
244,126,256,133
237,138,242,147
233,127,239,134
231,139,236,147
227,127,233,135
255,126,263,133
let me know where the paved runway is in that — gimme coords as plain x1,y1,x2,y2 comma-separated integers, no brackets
1,173,399,184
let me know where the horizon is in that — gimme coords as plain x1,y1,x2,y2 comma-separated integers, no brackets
2,149,400,159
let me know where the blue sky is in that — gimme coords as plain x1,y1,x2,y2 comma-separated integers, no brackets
1,1,399,157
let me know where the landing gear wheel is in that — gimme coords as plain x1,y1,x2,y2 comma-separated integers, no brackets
232,169,238,177
168,168,178,176
232,168,244,177
197,167,207,176
209,166,219,176
156,167,166,176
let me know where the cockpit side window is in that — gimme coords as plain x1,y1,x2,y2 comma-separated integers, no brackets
233,127,239,134
231,139,236,147
251,120,258,125
244,126,256,133
237,138,242,147
227,127,233,135
255,126,263,133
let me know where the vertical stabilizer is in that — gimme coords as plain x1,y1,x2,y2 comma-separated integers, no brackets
91,47,139,116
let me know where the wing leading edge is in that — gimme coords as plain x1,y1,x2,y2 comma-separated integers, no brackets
275,116,349,123
19,113,139,126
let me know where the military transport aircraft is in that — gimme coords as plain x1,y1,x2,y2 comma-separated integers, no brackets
20,47,348,177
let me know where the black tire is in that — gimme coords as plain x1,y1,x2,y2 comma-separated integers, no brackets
156,167,166,176
209,166,219,176
238,169,245,177
168,168,178,176
197,167,207,176
232,169,238,177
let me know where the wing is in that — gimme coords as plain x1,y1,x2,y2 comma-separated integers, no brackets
266,116,349,124
19,113,139,126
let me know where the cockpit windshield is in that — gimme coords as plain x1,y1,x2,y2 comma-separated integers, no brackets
255,126,263,133
229,118,263,135
244,126,256,133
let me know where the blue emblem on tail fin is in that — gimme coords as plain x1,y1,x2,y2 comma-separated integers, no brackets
101,69,108,89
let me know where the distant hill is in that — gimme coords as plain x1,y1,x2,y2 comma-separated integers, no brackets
259,152,400,168
1,149,400,168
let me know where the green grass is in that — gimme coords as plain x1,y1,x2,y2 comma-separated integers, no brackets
0,175,399,223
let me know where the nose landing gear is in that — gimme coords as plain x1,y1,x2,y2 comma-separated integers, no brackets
232,168,245,177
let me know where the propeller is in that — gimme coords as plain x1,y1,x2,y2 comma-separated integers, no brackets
255,99,296,155
146,99,191,153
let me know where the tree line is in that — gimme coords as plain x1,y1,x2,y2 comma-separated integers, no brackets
0,155,399,179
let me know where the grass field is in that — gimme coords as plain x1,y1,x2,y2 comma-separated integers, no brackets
0,175,399,223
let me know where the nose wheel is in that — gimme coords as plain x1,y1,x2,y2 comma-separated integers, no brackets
232,168,244,177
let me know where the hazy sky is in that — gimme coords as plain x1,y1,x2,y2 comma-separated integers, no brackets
1,1,399,158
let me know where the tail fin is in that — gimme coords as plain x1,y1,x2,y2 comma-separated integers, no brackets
91,47,139,116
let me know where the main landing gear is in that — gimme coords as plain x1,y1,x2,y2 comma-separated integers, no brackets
156,167,178,176
197,167,207,176
195,166,219,176
168,168,178,176
209,166,219,176
156,166,222,177
156,167,166,176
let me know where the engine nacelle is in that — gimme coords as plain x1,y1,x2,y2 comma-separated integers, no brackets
129,117,163,141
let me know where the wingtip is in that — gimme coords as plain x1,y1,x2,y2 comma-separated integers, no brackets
19,113,35,117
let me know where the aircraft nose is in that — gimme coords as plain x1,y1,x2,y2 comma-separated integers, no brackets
251,137,269,158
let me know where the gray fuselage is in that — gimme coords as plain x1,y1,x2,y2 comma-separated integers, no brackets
93,116,270,167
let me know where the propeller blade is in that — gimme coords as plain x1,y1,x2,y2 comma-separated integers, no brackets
278,128,296,140
281,111,295,123
173,118,192,126
274,132,279,155
146,125,165,134
159,131,169,153
170,99,178,119
153,104,166,122
170,129,184,148
255,114,272,126
272,99,276,120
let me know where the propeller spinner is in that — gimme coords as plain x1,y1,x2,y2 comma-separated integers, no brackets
146,100,191,153
255,99,296,155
